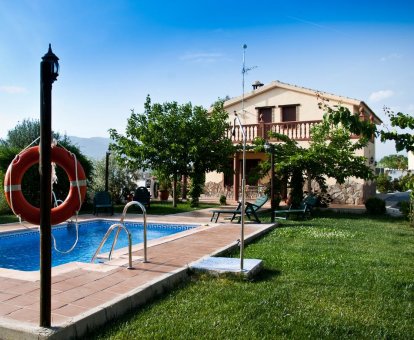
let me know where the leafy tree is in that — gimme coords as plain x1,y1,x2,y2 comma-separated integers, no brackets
320,103,414,225
380,108,414,152
0,119,93,213
1,118,43,149
89,154,140,204
254,118,374,207
378,154,408,170
109,96,234,207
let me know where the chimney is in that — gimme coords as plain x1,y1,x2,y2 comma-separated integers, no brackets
252,80,264,90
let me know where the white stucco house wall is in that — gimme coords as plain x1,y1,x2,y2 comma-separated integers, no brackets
205,80,382,205
409,151,414,170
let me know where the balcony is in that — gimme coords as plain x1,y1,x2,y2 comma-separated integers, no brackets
228,120,322,143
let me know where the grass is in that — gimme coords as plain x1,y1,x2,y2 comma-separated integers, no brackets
0,200,219,224
90,212,414,339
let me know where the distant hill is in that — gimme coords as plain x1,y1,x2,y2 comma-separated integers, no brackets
68,136,110,160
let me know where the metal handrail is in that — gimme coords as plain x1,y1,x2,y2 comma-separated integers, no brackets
91,223,133,269
120,201,148,263
90,201,148,269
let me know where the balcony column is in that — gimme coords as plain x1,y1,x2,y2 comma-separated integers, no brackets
233,152,240,202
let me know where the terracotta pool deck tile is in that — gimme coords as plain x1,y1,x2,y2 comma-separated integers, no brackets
87,289,122,302
70,296,107,309
8,282,40,294
56,274,103,288
2,293,40,307
7,307,39,323
51,269,84,283
108,267,144,279
52,288,98,306
104,273,162,294
0,302,22,316
0,292,19,303
53,303,89,318
0,278,29,290
82,277,123,292
52,280,81,293
25,297,68,312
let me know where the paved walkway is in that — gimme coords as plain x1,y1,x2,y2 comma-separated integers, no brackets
0,208,275,339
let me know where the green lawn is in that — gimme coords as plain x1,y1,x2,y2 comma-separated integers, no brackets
91,212,414,339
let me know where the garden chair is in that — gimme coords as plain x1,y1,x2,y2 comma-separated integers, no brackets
274,194,317,220
93,191,114,216
210,194,268,223
133,186,151,208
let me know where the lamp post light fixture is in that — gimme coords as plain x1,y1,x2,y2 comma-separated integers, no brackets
39,43,59,328
264,142,276,222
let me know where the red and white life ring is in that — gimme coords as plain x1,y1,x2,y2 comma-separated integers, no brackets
3,146,87,225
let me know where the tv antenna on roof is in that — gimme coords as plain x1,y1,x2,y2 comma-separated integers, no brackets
241,44,257,119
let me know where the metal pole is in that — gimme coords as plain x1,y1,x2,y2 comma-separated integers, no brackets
234,114,246,271
39,46,55,328
270,147,275,222
239,44,248,271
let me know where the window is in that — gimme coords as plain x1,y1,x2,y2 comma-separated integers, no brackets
280,105,298,122
257,107,273,123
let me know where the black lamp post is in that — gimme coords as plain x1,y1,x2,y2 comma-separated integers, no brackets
105,150,111,192
264,142,275,222
39,44,59,328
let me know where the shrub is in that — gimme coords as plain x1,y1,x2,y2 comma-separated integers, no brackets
365,197,386,215
376,173,392,193
399,172,414,191
398,197,414,226
398,201,410,218
219,195,227,205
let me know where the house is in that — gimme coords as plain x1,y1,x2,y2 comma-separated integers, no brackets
205,80,382,205
409,152,414,170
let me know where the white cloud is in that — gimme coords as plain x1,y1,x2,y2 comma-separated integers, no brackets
369,90,394,102
179,52,224,63
0,86,27,94
380,53,402,62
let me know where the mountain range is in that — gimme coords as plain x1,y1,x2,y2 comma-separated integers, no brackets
68,136,111,160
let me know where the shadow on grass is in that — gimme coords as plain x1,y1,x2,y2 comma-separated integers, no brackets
253,267,282,282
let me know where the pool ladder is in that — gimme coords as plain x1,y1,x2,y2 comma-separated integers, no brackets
91,201,148,269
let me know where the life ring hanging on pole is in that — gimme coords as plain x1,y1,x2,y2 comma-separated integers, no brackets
3,145,87,225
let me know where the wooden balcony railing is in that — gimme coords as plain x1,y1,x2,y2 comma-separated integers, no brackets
227,120,322,143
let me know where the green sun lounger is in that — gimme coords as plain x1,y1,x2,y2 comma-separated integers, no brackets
210,195,268,223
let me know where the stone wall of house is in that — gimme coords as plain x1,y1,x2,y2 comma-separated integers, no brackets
312,180,376,205
204,180,376,205
202,182,266,201
203,181,231,198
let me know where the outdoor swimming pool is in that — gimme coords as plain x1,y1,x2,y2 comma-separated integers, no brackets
0,220,197,271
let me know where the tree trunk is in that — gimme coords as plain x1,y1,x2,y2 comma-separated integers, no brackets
181,175,187,201
173,174,177,207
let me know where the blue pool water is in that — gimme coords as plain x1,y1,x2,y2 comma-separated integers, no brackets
0,220,197,271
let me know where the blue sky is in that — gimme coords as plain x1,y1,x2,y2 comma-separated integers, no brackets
1,0,413,160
